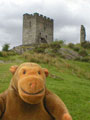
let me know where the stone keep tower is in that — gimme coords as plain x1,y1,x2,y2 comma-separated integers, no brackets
22,13,53,45
80,25,86,43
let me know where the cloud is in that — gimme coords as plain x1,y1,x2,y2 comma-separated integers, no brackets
0,0,90,50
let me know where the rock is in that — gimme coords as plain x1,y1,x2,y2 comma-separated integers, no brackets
58,48,81,60
0,60,4,63
12,45,34,54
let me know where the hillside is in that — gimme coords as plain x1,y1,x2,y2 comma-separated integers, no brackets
0,41,90,120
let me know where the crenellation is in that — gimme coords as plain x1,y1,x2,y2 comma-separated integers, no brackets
23,13,53,21
23,14,32,19
40,14,43,17
50,18,53,21
44,16,46,19
34,13,39,17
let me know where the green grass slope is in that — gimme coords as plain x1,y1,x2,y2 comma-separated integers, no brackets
0,57,90,120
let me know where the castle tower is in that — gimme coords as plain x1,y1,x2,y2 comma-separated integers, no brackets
22,13,54,45
80,25,86,43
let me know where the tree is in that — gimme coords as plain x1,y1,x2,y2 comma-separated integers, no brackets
2,43,10,51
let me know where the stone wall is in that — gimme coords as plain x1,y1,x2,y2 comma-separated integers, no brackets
22,14,36,44
80,25,86,43
36,13,53,44
22,13,53,45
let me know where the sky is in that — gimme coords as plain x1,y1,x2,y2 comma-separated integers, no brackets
0,0,90,50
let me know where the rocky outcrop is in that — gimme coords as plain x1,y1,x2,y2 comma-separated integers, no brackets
58,48,81,60
12,44,82,60
13,45,35,54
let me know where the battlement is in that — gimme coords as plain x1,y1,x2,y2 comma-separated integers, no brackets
23,13,53,22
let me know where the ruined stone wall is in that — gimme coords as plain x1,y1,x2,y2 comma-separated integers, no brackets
22,13,53,45
80,25,86,43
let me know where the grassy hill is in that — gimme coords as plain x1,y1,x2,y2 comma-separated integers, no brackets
0,41,90,120
0,55,90,120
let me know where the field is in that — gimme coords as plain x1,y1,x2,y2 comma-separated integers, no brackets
0,54,90,120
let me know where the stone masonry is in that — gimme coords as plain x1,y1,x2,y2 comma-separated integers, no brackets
80,25,86,43
22,13,53,45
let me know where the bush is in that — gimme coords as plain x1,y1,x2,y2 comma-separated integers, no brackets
0,50,16,57
49,42,61,49
0,52,3,57
49,41,61,53
58,40,65,45
2,44,10,51
34,42,61,53
68,43,75,49
81,41,90,49
7,51,17,56
0,51,8,57
55,40,65,45
79,49,88,57
81,57,90,62
34,47,45,53
73,47,80,52
39,43,49,49
34,44,50,53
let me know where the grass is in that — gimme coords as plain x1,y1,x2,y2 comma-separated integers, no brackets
41,63,90,120
0,57,90,120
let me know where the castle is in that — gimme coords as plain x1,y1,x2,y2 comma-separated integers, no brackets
22,13,54,45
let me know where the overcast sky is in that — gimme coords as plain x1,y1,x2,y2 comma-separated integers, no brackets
0,0,90,50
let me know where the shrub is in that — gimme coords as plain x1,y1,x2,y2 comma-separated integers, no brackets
34,42,61,53
0,52,3,57
73,47,80,52
68,43,75,49
81,41,90,49
2,44,10,51
55,40,65,45
0,51,8,57
39,43,49,49
79,49,88,57
81,57,90,62
0,50,16,57
74,57,81,61
58,40,65,45
49,42,61,53
49,42,61,49
34,47,45,53
7,51,17,56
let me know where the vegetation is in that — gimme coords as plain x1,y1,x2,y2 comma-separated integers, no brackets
2,43,10,51
79,49,88,57
73,47,80,52
68,43,75,49
81,41,90,49
0,41,90,120
0,58,90,120
34,41,61,54
0,51,17,57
